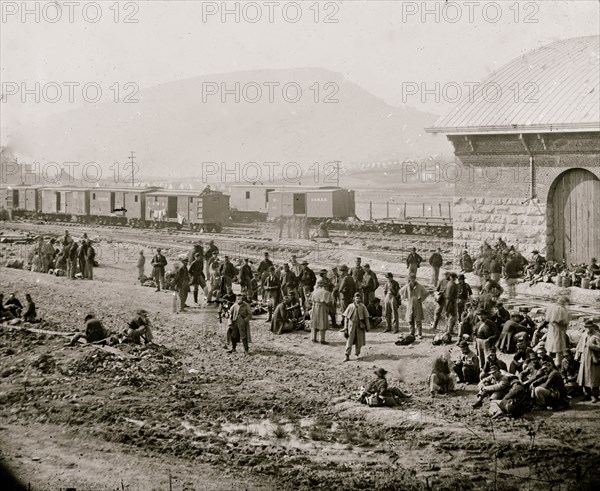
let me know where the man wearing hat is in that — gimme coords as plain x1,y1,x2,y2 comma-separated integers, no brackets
263,266,282,323
472,365,510,409
173,257,191,312
298,261,316,316
460,249,474,273
361,264,379,306
350,257,365,297
473,309,499,368
575,319,600,402
280,263,298,297
456,274,473,321
383,272,400,333
400,273,428,338
239,258,253,296
479,346,508,380
453,340,480,384
219,256,237,295
360,368,389,403
509,341,534,375
338,265,356,329
311,280,334,343
206,252,222,303
257,252,273,300
151,248,168,292
533,359,568,409
406,247,423,276
433,272,459,334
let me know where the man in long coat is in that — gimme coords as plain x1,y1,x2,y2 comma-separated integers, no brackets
229,295,252,353
342,293,370,362
338,264,356,328
189,252,206,305
361,264,379,306
311,281,333,344
173,258,190,311
400,273,429,338
264,266,282,322
406,247,423,276
575,320,600,402
383,272,400,333
545,296,570,367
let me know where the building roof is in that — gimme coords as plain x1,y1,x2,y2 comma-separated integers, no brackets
147,189,227,197
427,36,600,135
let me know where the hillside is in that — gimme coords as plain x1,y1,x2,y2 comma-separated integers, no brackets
10,68,451,179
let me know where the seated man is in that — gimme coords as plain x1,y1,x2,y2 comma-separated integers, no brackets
479,346,508,380
492,377,532,418
4,293,23,317
509,341,534,374
124,309,154,345
366,297,383,329
429,354,457,396
457,301,478,342
69,314,110,346
533,360,568,410
22,294,38,323
271,297,293,335
560,349,580,396
453,340,480,384
218,285,237,320
498,311,527,354
0,294,16,321
473,365,511,408
359,367,409,407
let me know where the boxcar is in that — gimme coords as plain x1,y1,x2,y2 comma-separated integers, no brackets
145,189,230,232
40,187,90,222
228,185,276,213
267,187,355,220
88,187,155,226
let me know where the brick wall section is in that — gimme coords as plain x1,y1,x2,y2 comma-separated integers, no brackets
447,132,600,260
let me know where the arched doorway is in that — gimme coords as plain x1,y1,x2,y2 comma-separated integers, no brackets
549,169,600,264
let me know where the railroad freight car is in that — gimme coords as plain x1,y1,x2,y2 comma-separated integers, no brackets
88,187,157,226
40,187,90,222
267,187,355,221
146,188,230,232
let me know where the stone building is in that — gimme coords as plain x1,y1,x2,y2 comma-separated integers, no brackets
427,36,599,264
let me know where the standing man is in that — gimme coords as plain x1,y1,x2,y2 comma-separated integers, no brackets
400,273,429,339
229,295,252,354
432,272,451,331
289,255,302,278
219,256,237,296
68,240,79,279
151,248,168,292
406,247,423,276
342,293,370,362
137,250,146,286
239,258,253,295
383,272,400,333
361,264,379,306
311,280,333,344
442,273,459,335
78,240,88,279
460,249,474,273
298,261,316,316
350,257,365,298
173,258,190,312
257,252,273,301
428,248,444,287
575,319,600,403
264,266,281,323
189,252,206,305
456,274,473,321
280,263,298,297
338,265,356,329
84,240,96,280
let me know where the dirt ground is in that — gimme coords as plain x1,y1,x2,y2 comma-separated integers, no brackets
1,230,600,490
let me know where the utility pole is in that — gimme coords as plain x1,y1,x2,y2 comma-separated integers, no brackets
128,151,135,187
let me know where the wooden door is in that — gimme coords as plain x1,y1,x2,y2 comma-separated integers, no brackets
552,169,600,264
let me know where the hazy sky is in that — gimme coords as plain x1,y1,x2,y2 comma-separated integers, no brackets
1,0,599,146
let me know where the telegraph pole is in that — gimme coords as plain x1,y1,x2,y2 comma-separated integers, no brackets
128,151,135,187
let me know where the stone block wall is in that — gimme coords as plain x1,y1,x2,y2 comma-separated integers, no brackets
452,196,547,260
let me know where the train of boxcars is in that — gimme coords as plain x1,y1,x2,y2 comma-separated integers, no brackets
1,184,452,237
0,185,230,232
